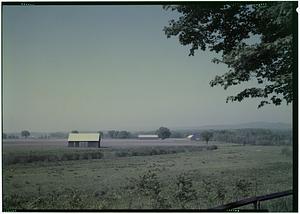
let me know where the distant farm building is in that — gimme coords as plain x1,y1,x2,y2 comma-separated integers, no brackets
68,133,101,148
138,134,159,140
187,134,201,141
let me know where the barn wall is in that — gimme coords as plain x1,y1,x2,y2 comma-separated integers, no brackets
68,142,74,147
68,141,99,148
79,142,88,147
88,142,98,147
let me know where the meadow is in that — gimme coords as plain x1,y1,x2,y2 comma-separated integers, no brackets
2,139,293,211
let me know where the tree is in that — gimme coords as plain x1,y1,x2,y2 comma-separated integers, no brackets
21,130,30,138
71,130,79,133
164,2,296,108
49,132,68,139
108,130,115,138
201,131,213,145
117,131,131,139
98,131,104,138
156,127,171,140
170,131,184,138
108,130,120,138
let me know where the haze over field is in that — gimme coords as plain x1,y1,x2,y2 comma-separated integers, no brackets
3,5,292,132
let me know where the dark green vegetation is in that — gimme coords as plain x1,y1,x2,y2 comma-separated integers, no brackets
21,130,30,138
3,149,104,165
164,2,296,108
156,127,171,140
108,130,132,139
212,129,292,145
201,131,213,145
3,139,292,211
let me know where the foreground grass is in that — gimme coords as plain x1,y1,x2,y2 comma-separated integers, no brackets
3,143,293,211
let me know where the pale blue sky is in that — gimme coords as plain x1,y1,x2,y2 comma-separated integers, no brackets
3,5,292,132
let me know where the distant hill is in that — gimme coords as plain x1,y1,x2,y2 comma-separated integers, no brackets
172,121,292,131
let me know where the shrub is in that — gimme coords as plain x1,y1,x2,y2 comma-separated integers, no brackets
137,170,161,196
115,151,129,157
133,169,170,208
89,152,103,159
62,153,73,161
73,153,81,160
3,194,25,211
214,182,227,204
132,151,139,156
150,149,158,156
235,179,252,198
158,149,167,155
201,179,215,206
174,173,197,208
4,151,104,165
47,155,59,162
207,145,218,150
69,190,85,208
281,147,292,157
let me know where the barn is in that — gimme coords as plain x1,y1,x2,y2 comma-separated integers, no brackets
138,134,159,140
68,133,101,148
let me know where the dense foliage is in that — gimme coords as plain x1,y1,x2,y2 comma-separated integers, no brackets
211,128,292,145
201,131,214,144
156,127,171,139
108,130,132,139
164,2,296,108
21,130,30,138
49,132,68,139
98,131,104,138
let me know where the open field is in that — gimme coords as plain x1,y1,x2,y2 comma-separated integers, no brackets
2,139,293,211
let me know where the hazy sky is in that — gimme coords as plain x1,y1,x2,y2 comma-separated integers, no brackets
3,5,292,132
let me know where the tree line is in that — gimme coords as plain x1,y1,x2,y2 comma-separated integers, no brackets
212,129,292,145
3,127,292,146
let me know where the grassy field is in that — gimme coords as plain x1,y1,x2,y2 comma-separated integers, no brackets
2,139,293,211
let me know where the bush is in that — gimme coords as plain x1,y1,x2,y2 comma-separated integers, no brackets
137,170,161,196
150,149,158,155
3,194,26,211
115,151,130,157
174,173,197,208
207,145,218,150
134,169,170,208
47,155,59,162
73,153,80,160
4,151,104,165
281,147,292,157
214,182,227,204
68,190,85,208
235,179,252,198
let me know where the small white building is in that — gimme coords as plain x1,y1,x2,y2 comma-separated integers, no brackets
138,134,159,140
68,133,101,148
187,134,201,141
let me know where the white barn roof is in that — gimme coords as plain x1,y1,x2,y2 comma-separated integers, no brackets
68,133,100,142
138,134,159,138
